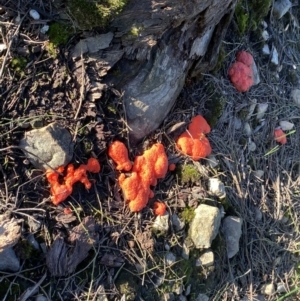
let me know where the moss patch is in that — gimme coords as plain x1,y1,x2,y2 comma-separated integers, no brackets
204,85,226,128
69,0,127,30
234,0,272,35
115,269,140,301
180,207,196,224
48,22,72,46
11,57,27,77
177,164,201,185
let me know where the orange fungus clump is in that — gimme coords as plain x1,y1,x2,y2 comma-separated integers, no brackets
46,158,100,205
153,201,167,216
274,128,287,145
116,143,168,212
108,141,132,171
228,51,254,92
176,115,212,161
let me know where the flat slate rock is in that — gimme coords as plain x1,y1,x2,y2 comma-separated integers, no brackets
19,122,74,170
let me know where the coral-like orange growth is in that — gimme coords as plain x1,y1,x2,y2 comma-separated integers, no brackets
228,51,254,92
236,51,254,67
108,141,132,171
168,163,176,171
118,143,168,212
274,128,287,145
46,158,100,205
176,115,212,161
153,201,167,216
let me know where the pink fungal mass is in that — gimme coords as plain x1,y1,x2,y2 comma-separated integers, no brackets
228,51,254,92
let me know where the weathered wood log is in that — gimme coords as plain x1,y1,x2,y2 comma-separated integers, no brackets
71,0,237,143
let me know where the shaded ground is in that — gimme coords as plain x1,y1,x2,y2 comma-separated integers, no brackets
1,1,300,301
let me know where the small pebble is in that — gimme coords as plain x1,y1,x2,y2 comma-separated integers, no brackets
29,9,40,20
40,25,49,34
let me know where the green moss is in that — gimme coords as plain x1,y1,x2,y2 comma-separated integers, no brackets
180,207,196,224
204,86,226,127
235,1,249,35
235,0,272,34
69,0,127,30
11,57,27,77
177,164,201,185
48,22,72,46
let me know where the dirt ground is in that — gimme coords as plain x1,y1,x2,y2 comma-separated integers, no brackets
0,1,300,301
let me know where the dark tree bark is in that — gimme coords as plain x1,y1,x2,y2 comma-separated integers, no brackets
72,0,237,143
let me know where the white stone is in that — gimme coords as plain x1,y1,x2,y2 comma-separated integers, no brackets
29,9,40,20
153,213,169,233
262,30,269,41
223,216,243,258
208,178,226,198
291,89,300,107
271,47,279,66
40,25,49,34
261,283,275,295
256,103,268,120
195,251,214,267
189,204,222,249
279,120,294,131
273,0,292,19
262,44,270,55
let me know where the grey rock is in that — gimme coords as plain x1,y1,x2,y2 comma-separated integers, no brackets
152,213,169,233
178,295,187,301
196,251,214,267
223,216,243,258
195,294,209,301
273,0,292,19
171,214,185,232
271,47,279,66
189,204,222,249
165,252,176,266
277,282,287,293
0,248,20,272
262,44,270,56
291,89,300,107
19,122,74,170
262,30,269,41
252,60,260,85
72,32,114,57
